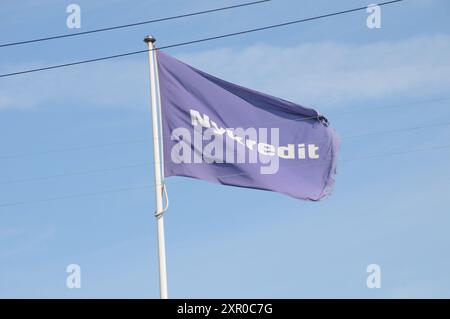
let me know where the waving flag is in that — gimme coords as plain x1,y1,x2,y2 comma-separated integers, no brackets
157,51,340,201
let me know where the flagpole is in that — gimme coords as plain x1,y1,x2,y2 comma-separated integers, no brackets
144,35,168,299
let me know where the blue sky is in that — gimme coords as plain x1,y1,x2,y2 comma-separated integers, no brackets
0,0,449,298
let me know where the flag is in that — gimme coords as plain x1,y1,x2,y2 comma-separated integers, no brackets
157,51,340,201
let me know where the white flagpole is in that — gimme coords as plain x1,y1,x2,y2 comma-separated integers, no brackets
144,35,168,299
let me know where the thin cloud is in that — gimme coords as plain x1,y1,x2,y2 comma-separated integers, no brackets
1,34,449,111
177,34,450,109
0,59,148,110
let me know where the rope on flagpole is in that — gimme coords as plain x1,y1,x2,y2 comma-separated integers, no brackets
155,184,170,218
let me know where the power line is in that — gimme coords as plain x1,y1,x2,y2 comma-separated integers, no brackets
0,162,150,185
1,141,449,208
343,144,450,162
0,185,151,208
1,119,449,185
0,138,148,160
0,49,149,78
211,144,450,179
0,0,271,48
249,97,450,127
341,120,450,139
157,0,403,51
327,97,450,117
0,95,448,161
0,0,404,78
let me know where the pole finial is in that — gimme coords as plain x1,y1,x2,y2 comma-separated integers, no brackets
144,35,156,44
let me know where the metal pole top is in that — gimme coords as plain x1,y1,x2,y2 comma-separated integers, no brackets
144,35,156,44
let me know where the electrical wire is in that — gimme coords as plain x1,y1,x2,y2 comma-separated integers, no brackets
0,0,271,48
0,0,404,78
1,95,448,161
1,141,449,208
1,119,449,185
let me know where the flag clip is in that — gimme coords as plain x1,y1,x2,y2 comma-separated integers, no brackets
317,114,329,127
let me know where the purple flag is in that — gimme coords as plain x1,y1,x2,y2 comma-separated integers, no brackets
157,51,340,201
